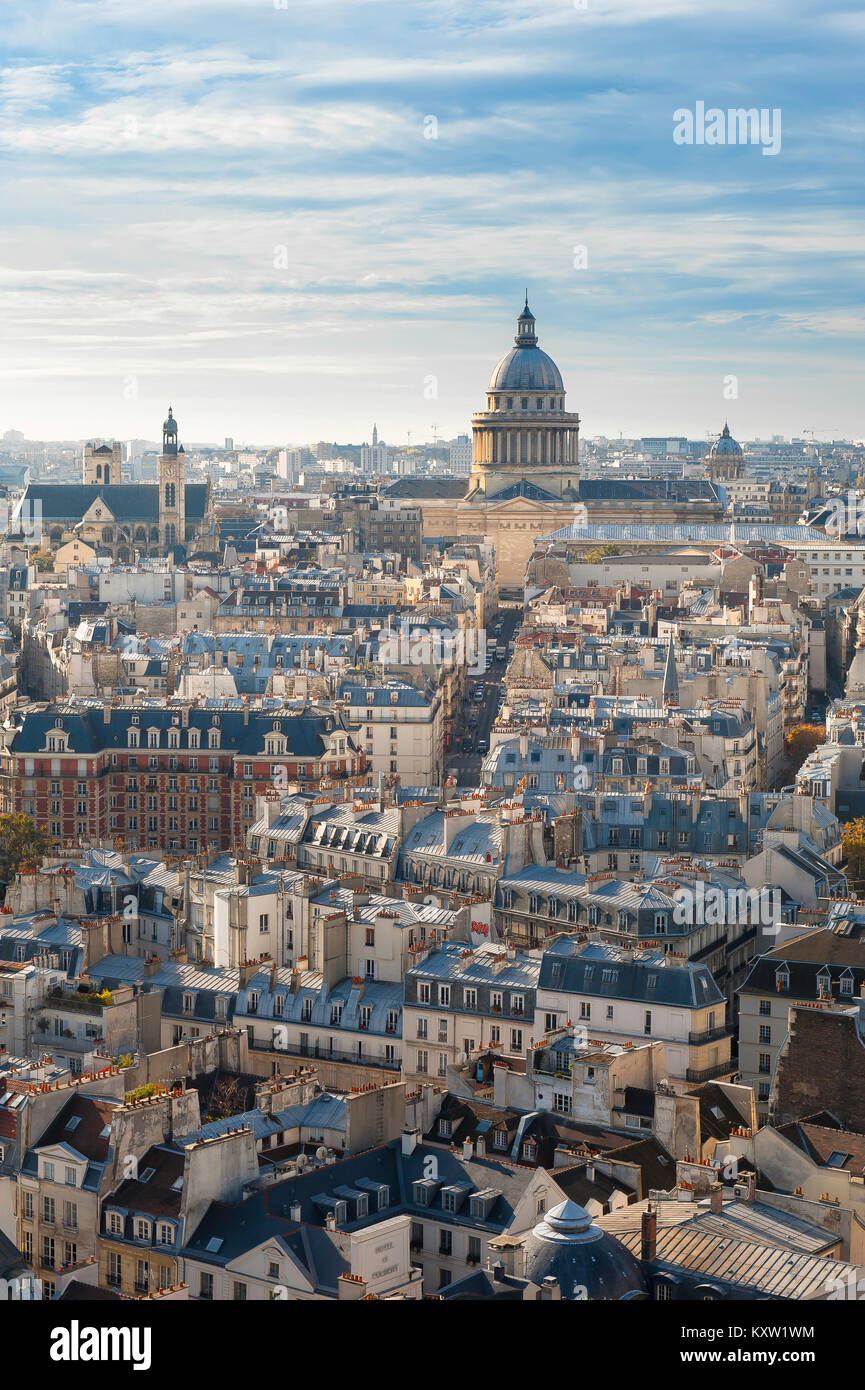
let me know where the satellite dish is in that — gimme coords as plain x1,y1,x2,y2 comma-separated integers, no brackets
295,1153,309,1170
315,1146,328,1161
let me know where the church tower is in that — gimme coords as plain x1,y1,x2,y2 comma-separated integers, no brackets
158,407,186,553
83,440,122,486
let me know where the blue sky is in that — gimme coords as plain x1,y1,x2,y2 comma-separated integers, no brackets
0,0,863,446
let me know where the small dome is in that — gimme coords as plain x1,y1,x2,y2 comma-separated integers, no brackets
163,407,178,434
520,1199,646,1301
709,422,742,457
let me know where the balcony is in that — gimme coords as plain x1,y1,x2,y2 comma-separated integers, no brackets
688,1026,732,1047
686,1061,738,1084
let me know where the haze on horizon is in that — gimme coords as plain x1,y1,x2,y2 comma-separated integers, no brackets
0,0,863,446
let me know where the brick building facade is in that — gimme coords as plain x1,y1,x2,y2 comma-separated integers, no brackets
0,701,364,855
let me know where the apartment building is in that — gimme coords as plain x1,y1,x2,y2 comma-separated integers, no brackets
403,942,540,1086
535,938,733,1092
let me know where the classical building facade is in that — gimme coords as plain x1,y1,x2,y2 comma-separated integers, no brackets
385,297,726,588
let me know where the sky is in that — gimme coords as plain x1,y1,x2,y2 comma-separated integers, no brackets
0,0,863,447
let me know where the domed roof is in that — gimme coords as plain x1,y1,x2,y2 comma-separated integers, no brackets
488,295,564,394
709,422,742,456
163,407,178,434
520,1200,646,1301
489,346,564,393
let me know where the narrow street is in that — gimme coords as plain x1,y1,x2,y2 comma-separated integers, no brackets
446,609,521,785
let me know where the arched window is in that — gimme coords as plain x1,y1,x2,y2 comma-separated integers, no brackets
164,483,175,508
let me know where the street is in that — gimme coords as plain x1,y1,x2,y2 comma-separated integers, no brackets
445,609,521,785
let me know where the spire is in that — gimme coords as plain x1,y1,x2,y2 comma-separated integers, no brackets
721,421,731,438
372,423,378,447
662,636,679,705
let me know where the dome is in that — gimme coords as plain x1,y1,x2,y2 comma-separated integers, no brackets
488,346,564,393
709,422,742,457
520,1199,646,1301
487,295,565,394
163,407,178,435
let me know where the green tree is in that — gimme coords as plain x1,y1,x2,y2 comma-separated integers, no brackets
0,813,54,884
582,545,622,564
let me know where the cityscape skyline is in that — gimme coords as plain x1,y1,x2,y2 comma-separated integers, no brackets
1,0,864,441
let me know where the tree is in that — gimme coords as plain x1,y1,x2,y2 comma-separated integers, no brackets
0,813,54,884
842,817,865,887
784,723,825,768
31,551,54,572
582,545,622,565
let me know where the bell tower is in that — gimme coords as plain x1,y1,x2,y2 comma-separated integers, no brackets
158,407,186,553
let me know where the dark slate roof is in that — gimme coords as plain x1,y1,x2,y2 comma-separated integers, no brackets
578,478,721,503
21,482,209,523
35,1092,117,1164
381,478,468,499
739,926,865,999
689,1082,748,1141
539,939,724,1009
9,704,343,758
437,1267,526,1300
107,1144,184,1219
600,1136,677,1195
774,1117,865,1174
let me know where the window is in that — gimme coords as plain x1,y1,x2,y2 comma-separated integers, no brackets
107,1211,122,1236
233,1281,247,1301
759,999,771,1016
108,1252,122,1287
759,1024,771,1044
759,1052,772,1074
553,1092,571,1115
200,1272,213,1300
511,1029,523,1051
63,1201,77,1230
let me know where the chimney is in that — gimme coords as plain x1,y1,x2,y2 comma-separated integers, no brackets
475,1136,486,1158
709,1182,723,1213
290,1202,301,1222
239,960,258,988
641,1205,657,1262
462,1139,473,1161
585,1160,595,1183
401,1127,420,1156
538,1275,561,1301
